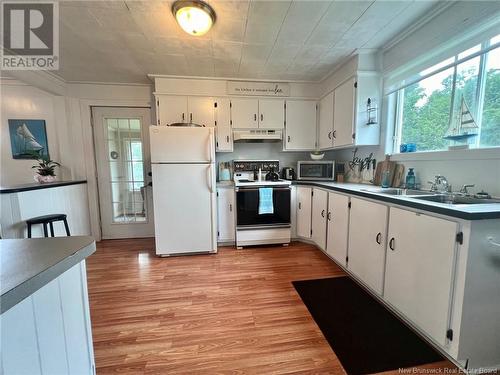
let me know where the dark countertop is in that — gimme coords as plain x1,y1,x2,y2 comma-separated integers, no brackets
292,181,500,221
0,236,96,314
0,180,87,194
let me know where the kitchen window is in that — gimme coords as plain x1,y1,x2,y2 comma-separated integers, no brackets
392,34,500,153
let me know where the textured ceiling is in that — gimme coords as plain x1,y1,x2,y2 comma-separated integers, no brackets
57,0,438,84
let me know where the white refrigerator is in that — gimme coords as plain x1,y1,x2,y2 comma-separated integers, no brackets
149,126,217,256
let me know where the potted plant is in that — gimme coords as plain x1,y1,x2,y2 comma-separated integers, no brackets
32,156,60,183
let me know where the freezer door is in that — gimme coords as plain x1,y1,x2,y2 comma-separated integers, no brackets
150,126,215,163
152,163,217,255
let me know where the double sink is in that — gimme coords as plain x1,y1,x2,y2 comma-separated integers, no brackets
361,188,500,205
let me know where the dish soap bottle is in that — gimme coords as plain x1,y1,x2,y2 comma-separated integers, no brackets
405,168,416,189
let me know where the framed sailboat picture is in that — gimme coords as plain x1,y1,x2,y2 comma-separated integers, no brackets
8,119,50,159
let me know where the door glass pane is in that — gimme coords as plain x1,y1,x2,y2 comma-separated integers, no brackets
104,118,147,223
480,46,500,147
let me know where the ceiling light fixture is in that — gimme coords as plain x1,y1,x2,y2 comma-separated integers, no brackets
172,0,216,37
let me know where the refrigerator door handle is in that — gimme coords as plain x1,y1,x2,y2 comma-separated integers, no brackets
207,165,213,193
207,130,214,163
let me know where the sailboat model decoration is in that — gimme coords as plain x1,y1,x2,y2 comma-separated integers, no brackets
444,96,479,142
8,119,49,159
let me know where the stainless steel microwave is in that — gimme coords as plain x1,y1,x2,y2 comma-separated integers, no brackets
297,161,335,181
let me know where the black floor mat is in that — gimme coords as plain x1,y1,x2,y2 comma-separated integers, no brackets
292,276,444,374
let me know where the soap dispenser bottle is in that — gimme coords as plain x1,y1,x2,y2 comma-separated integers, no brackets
406,168,416,189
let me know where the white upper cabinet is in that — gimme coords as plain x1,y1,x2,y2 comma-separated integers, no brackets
156,95,215,127
296,186,312,238
318,92,334,150
230,98,258,129
215,98,232,152
188,97,215,127
318,73,381,149
284,100,317,151
259,99,284,129
156,95,188,125
333,77,356,148
347,198,388,295
311,188,328,250
384,207,458,346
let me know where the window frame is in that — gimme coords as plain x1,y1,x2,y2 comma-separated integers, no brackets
391,37,500,155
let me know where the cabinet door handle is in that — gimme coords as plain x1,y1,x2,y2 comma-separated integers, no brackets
260,113,263,121
376,232,382,244
298,202,301,210
182,113,185,121
327,212,331,221
328,131,332,139
229,204,232,212
190,113,193,122
389,237,395,251
287,135,291,142
226,135,230,142
332,130,337,139
254,114,257,121
321,209,325,218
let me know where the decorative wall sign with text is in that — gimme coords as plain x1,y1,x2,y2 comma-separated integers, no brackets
227,81,290,97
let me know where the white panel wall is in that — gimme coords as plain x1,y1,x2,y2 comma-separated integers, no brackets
0,183,91,238
0,81,64,185
0,261,95,375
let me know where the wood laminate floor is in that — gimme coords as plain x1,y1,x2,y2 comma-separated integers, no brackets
86,239,456,374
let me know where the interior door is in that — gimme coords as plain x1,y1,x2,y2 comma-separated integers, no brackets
326,192,349,267
385,207,458,345
157,95,187,125
334,77,356,147
231,98,258,128
188,96,215,126
259,99,284,129
296,187,312,238
311,188,328,250
318,92,334,149
92,107,155,239
348,198,388,295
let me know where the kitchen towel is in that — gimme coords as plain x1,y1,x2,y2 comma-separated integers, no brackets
258,188,274,215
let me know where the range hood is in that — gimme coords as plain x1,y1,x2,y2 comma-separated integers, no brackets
233,129,282,143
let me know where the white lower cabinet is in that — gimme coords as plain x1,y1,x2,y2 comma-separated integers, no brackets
217,187,235,242
296,186,312,238
311,188,328,250
326,192,350,267
384,207,458,346
347,198,388,295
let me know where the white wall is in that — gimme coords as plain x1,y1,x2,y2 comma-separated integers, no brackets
0,80,69,185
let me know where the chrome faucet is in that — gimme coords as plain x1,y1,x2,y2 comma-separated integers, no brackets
459,184,475,195
428,175,451,193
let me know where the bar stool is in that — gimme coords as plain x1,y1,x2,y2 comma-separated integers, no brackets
26,214,71,238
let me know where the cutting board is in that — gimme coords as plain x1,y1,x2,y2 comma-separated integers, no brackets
392,164,405,187
374,155,397,186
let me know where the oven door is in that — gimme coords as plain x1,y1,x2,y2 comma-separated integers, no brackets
236,186,291,228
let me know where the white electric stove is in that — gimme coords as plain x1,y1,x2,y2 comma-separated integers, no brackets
232,160,291,249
